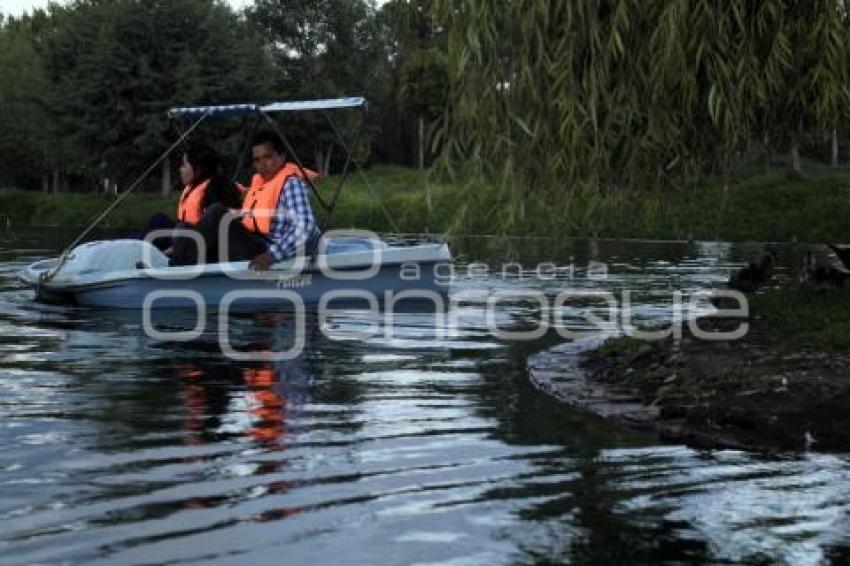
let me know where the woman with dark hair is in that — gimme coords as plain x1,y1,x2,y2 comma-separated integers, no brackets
176,144,243,224
138,144,242,252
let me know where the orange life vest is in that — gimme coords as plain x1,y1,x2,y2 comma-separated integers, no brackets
240,163,318,235
177,179,210,224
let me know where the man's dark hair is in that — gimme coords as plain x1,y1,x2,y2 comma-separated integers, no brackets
251,128,286,156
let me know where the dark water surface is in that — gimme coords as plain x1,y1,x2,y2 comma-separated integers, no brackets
2,229,850,565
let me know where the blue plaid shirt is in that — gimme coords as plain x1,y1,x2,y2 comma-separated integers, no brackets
265,176,320,261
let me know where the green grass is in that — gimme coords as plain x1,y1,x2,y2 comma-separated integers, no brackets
593,282,850,362
597,335,660,365
0,187,179,229
315,165,454,233
441,165,850,242
0,165,450,233
4,164,850,244
661,168,850,243
748,284,850,349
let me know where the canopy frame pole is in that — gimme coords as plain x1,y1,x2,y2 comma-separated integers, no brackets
319,109,362,229
40,111,212,284
232,117,260,183
171,117,188,141
320,107,400,233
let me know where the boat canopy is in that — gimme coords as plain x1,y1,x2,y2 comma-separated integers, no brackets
168,96,366,119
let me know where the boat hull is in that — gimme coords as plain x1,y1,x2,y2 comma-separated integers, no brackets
47,263,447,309
21,243,452,310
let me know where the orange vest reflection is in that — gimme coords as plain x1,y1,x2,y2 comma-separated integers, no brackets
180,365,206,446
179,363,286,450
178,362,294,516
242,367,286,449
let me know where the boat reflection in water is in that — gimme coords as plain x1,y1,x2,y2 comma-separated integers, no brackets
177,359,297,518
77,302,448,523
152,309,331,521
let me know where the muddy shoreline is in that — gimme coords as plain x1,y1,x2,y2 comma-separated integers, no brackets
528,321,850,453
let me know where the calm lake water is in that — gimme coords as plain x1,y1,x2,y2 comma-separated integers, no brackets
2,228,850,565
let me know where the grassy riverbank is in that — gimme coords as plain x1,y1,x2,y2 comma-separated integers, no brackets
555,282,850,451
3,165,850,243
0,166,443,233
747,283,850,349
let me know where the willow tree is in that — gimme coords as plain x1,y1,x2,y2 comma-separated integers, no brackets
433,0,850,230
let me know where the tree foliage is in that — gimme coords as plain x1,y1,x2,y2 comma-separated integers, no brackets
0,0,275,190
0,18,51,187
400,47,448,122
433,0,850,228
50,0,276,187
246,0,448,170
0,0,452,191
375,0,447,165
249,0,386,98
6,0,844,220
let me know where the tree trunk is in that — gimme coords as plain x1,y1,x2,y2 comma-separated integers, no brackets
418,116,425,171
790,121,802,173
52,171,59,194
160,158,171,197
315,147,332,177
42,173,49,193
790,142,801,173
831,129,839,167
763,133,771,173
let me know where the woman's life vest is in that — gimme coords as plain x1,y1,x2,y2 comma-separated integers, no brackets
177,179,210,224
240,164,318,235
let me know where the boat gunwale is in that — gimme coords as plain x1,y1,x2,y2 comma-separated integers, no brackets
20,243,452,292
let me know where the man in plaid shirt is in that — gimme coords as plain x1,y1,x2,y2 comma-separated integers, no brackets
245,129,321,271
250,174,319,268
